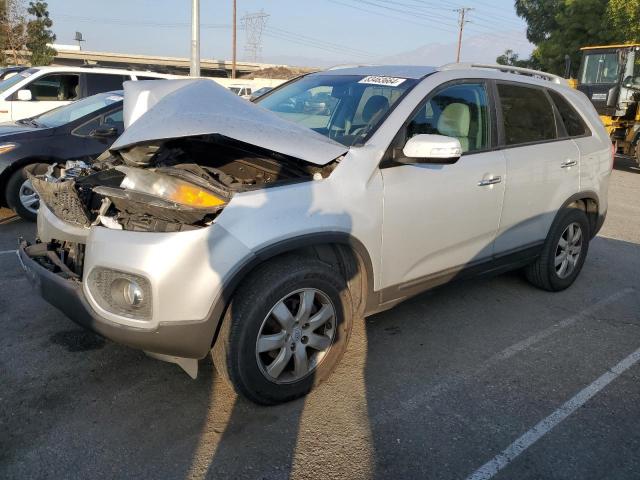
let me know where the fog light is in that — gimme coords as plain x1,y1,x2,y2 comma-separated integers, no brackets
88,267,152,320
111,278,144,308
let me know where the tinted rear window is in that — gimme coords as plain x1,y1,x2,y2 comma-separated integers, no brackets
548,90,588,137
498,83,556,146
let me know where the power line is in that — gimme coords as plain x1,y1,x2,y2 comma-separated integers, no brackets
327,0,459,35
55,13,377,60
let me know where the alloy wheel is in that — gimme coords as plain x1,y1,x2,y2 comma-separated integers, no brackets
554,222,583,279
256,288,337,384
19,179,39,215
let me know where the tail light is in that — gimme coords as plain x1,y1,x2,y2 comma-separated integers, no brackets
611,141,616,170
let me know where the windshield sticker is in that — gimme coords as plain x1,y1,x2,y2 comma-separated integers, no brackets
358,76,406,87
591,93,607,101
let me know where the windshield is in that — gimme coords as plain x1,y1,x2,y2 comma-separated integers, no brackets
256,74,418,146
34,91,123,128
0,68,38,94
580,52,620,84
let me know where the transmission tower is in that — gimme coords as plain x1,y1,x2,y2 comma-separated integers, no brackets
241,10,269,62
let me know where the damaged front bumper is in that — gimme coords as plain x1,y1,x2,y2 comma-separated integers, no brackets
21,204,254,361
18,242,217,360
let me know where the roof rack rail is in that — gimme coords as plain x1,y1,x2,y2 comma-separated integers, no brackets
327,64,378,71
440,63,567,85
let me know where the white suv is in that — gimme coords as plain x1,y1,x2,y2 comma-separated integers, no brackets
0,66,177,122
19,65,613,404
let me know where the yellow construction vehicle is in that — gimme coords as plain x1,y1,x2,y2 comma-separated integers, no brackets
575,44,640,165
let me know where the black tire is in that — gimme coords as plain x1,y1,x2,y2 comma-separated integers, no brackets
5,163,48,222
212,255,354,405
524,207,590,291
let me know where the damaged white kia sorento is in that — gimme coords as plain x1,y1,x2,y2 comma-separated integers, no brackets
19,64,613,404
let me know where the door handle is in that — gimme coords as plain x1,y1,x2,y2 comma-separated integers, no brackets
478,176,502,186
561,159,578,168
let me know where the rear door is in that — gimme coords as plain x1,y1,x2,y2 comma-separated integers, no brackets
493,82,580,254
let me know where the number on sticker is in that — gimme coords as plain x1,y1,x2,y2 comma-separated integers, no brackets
358,76,406,87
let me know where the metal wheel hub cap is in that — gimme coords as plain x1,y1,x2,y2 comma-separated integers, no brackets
256,288,337,384
555,222,583,279
19,179,40,214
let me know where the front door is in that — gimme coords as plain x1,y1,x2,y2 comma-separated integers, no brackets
380,81,506,297
10,73,80,120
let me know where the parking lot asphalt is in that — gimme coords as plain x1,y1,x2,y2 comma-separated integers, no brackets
1,157,639,480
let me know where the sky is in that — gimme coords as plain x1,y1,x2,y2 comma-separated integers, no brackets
46,0,533,67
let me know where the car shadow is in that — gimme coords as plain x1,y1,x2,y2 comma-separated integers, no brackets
613,155,640,174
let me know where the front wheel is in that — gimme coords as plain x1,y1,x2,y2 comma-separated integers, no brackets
524,207,590,291
5,163,49,221
212,256,354,405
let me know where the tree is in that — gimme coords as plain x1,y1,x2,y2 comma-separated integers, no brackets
0,0,28,65
496,48,540,69
25,1,55,65
514,0,614,75
607,0,640,42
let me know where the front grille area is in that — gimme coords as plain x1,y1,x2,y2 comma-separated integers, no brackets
29,175,91,227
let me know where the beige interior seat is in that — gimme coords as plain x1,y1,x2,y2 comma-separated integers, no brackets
437,102,470,152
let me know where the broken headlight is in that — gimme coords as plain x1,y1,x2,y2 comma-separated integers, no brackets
117,166,226,208
87,267,152,320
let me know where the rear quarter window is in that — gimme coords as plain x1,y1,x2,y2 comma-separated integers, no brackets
548,90,589,137
498,83,557,146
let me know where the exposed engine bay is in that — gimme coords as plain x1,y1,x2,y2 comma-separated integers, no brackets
30,134,338,233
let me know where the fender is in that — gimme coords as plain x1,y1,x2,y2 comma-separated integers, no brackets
206,232,377,346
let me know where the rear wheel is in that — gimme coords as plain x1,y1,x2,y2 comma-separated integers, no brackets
524,207,590,291
6,163,48,221
212,256,353,405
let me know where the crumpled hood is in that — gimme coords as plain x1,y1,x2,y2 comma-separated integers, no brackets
110,79,349,166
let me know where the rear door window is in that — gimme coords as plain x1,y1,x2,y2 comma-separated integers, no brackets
497,83,557,146
548,90,588,137
85,74,128,96
25,73,80,101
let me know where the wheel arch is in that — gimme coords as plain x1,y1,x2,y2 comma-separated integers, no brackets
0,156,58,207
209,232,376,348
560,191,601,238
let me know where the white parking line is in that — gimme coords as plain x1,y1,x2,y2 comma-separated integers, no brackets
466,345,640,480
0,249,17,255
375,288,634,424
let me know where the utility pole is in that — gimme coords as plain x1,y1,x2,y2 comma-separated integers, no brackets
455,7,473,63
232,0,237,79
190,0,200,77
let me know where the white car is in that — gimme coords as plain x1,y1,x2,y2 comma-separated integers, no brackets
0,66,177,122
20,64,613,405
228,85,253,99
